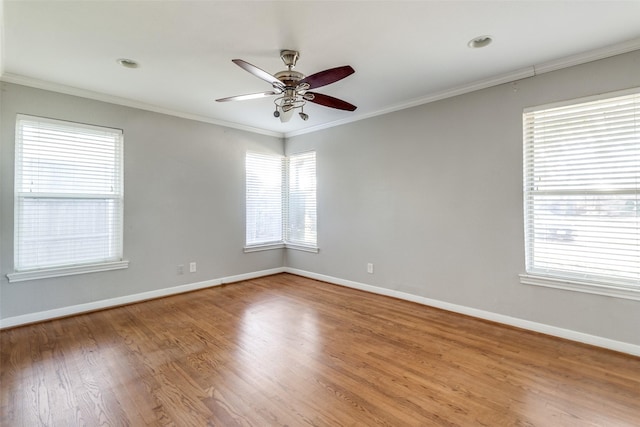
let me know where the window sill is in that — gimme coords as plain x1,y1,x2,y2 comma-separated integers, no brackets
244,243,286,253
7,260,130,283
285,243,319,253
243,243,319,253
519,273,640,301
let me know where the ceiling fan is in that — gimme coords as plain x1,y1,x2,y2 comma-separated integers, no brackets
216,50,357,123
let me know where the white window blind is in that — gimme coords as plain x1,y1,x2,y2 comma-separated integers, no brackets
246,152,284,246
245,151,317,250
14,115,124,272
286,152,317,247
523,89,640,292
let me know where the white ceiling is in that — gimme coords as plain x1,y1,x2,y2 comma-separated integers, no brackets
2,1,640,137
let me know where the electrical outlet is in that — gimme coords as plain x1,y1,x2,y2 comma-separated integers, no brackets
367,263,374,274
177,264,184,275
189,262,197,273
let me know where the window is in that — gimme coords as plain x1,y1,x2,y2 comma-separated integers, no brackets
245,151,317,251
245,152,284,247
286,152,317,248
8,115,127,282
521,88,640,299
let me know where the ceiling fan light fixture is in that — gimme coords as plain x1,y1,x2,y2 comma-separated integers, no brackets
218,50,357,122
280,107,295,123
468,35,492,49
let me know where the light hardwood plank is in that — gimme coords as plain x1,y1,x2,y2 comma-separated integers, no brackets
1,273,639,426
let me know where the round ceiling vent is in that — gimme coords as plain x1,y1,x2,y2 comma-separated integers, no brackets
468,36,493,49
117,58,139,68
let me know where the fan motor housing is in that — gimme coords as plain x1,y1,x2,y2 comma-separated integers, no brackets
274,70,305,87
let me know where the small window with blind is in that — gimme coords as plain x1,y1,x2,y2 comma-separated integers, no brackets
8,115,127,282
245,151,317,252
520,88,640,300
286,152,317,249
245,152,285,249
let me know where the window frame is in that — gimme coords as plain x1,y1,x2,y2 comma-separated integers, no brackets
520,88,640,301
244,150,318,253
7,115,128,283
245,152,286,249
285,151,318,249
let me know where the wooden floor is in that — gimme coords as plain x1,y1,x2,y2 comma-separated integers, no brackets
1,273,639,426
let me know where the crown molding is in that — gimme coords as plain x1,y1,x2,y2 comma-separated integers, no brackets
534,37,640,75
285,66,536,138
3,37,640,141
286,38,640,139
287,40,640,138
0,73,284,138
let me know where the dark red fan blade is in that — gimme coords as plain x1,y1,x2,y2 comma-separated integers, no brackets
307,92,357,111
299,65,355,89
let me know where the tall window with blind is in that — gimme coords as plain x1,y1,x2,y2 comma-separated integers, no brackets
10,115,125,281
521,88,639,299
286,152,317,248
245,152,284,247
245,151,317,251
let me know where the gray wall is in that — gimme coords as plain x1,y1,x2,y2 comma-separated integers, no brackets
1,82,283,319
285,50,640,346
2,51,639,347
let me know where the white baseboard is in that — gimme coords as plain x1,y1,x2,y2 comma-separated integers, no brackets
4,266,639,357
284,267,640,357
0,267,285,329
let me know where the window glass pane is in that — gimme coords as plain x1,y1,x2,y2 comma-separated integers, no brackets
523,90,640,289
15,115,124,271
245,151,317,249
287,152,317,247
16,198,121,269
17,119,121,194
246,152,283,245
